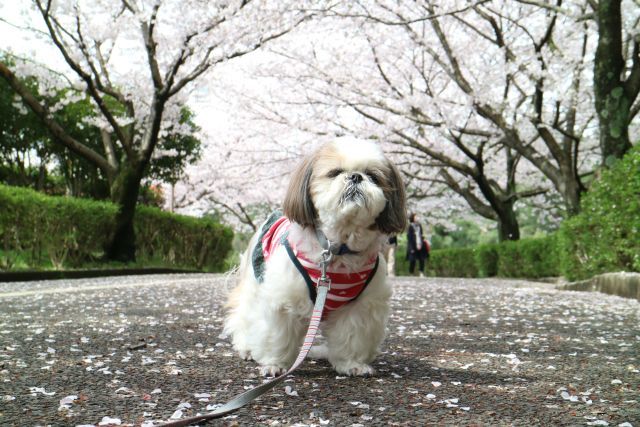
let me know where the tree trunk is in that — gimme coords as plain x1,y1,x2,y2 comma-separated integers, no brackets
496,200,520,242
557,170,584,216
594,0,633,165
473,169,521,242
37,164,46,191
498,149,520,241
171,183,175,212
105,162,146,262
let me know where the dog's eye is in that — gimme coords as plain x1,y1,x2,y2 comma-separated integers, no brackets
366,171,381,185
327,169,344,178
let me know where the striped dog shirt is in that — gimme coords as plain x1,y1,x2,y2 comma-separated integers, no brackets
252,211,379,319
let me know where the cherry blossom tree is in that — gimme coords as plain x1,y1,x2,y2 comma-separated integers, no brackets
193,0,598,240
171,94,318,232
0,0,317,261
511,0,640,162
153,0,636,238
309,0,601,217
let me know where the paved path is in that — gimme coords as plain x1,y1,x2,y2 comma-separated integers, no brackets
0,274,638,426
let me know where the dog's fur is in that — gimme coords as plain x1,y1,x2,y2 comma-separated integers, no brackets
224,139,407,376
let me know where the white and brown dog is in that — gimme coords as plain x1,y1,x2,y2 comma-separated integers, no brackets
224,139,407,376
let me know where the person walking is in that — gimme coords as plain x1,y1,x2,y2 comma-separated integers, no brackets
406,213,429,277
385,235,398,277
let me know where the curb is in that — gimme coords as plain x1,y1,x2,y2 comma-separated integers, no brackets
0,268,201,282
560,271,640,301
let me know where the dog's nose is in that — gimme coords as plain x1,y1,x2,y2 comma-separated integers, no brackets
349,173,363,183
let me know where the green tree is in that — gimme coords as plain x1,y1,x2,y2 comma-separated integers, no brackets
48,99,202,201
0,58,109,196
146,108,202,186
560,145,640,279
45,90,110,199
1,60,201,208
0,69,52,189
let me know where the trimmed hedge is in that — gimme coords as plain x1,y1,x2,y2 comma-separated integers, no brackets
428,247,478,277
394,237,480,278
0,184,116,269
0,184,232,271
395,234,559,279
496,236,559,278
475,244,498,277
392,145,639,281
135,206,233,271
559,146,640,280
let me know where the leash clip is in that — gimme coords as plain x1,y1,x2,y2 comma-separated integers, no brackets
318,248,333,290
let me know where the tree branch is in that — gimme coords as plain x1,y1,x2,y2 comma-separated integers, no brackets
34,0,134,157
326,0,491,26
141,2,164,91
439,169,498,220
349,104,477,177
504,187,549,203
168,15,309,98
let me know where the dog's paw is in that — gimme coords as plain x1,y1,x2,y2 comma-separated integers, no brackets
259,365,287,377
334,362,375,377
238,349,253,361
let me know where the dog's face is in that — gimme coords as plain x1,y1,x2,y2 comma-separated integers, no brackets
283,140,407,235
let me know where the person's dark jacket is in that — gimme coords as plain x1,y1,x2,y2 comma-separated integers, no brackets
406,222,429,261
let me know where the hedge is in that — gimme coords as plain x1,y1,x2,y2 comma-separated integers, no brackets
134,206,233,272
394,238,478,278
475,243,498,277
558,146,640,281
496,236,559,278
392,144,640,281
429,247,479,277
0,184,232,271
395,235,559,279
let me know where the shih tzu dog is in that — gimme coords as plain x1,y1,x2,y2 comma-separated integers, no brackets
224,139,407,376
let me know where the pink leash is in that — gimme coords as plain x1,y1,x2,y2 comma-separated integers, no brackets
160,251,333,426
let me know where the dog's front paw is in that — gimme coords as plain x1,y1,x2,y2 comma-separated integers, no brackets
333,362,375,377
238,349,253,361
259,365,287,377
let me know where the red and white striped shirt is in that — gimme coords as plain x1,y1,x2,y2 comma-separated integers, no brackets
258,215,379,319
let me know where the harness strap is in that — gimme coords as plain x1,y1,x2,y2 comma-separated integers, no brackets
159,281,331,427
283,238,379,310
315,228,360,255
283,238,317,302
251,211,284,283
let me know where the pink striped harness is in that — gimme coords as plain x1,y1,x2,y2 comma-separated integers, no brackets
252,213,379,319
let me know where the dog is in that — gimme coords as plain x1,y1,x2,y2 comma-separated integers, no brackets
224,139,407,376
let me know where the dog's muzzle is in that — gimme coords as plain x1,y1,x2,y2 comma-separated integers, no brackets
340,182,366,205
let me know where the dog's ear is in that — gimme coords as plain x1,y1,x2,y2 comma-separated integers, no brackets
283,153,317,227
376,161,407,234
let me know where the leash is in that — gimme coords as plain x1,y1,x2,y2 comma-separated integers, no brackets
159,248,334,427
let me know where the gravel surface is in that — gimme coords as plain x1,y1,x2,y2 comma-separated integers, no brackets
0,274,638,426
